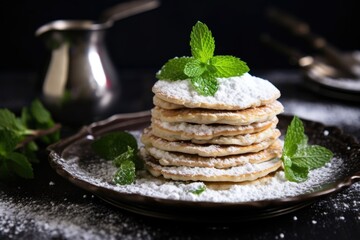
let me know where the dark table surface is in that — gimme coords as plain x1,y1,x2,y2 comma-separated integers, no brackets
0,70,359,240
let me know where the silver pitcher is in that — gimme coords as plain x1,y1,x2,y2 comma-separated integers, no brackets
36,0,160,125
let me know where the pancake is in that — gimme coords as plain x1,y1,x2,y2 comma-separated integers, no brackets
141,128,279,157
151,117,278,141
153,96,184,110
141,148,282,182
152,73,281,110
192,128,280,145
205,174,276,190
144,140,282,168
151,101,284,125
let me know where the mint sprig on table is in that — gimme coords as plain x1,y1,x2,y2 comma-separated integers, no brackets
156,21,250,96
281,116,333,182
0,99,60,180
91,131,142,185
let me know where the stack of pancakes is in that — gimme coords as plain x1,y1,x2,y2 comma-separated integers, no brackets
140,75,284,183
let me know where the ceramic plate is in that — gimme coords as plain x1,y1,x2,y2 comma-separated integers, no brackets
48,112,360,222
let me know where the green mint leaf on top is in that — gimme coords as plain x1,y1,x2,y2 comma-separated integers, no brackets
190,21,215,62
184,59,206,77
210,56,250,78
113,160,136,185
190,74,218,96
92,131,138,160
156,57,193,80
91,131,141,185
156,21,250,96
281,116,333,182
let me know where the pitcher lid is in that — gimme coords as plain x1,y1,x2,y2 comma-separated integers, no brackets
35,20,113,36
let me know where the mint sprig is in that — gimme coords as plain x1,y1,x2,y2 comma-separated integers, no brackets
0,99,60,180
189,184,207,195
91,131,142,185
156,21,250,96
281,116,333,182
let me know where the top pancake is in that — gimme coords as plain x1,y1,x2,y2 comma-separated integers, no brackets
152,101,284,126
152,73,281,110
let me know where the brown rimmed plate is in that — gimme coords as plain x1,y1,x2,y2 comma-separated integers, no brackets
48,112,360,223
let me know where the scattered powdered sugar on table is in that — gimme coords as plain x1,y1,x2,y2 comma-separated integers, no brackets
153,73,280,108
0,193,157,240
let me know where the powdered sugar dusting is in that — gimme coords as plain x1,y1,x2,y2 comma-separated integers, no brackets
153,73,280,109
49,131,347,203
147,158,280,177
153,118,275,136
63,157,343,202
0,193,155,240
147,147,267,167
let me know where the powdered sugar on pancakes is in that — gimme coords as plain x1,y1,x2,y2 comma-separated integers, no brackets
151,118,278,140
145,157,282,182
145,141,282,168
141,129,279,157
153,73,281,110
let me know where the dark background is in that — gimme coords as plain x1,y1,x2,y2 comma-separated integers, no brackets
0,0,359,75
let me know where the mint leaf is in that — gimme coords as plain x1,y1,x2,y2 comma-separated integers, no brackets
92,131,141,185
190,74,218,96
283,156,309,182
292,145,333,170
113,160,136,185
283,116,306,157
28,99,59,144
0,109,18,129
30,99,52,125
92,131,138,160
156,21,250,96
184,59,206,77
0,100,59,181
189,184,207,195
113,146,135,167
190,21,215,62
156,57,193,80
6,152,34,179
21,141,39,163
210,55,249,78
0,109,28,135
0,128,19,156
281,116,333,183
0,158,12,179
